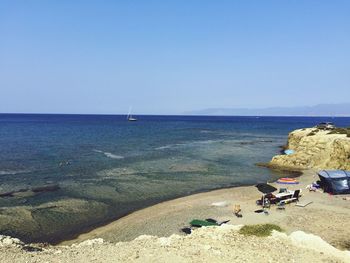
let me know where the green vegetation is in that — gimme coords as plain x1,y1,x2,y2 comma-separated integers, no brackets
327,127,350,138
239,224,283,237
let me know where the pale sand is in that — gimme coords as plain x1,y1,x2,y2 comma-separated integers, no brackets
62,169,350,250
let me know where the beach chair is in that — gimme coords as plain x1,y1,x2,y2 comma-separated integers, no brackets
278,190,301,205
278,188,288,193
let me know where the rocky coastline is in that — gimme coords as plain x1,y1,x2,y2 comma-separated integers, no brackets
267,127,350,170
2,127,350,262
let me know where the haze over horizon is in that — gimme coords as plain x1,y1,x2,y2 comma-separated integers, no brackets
186,103,350,117
1,1,350,115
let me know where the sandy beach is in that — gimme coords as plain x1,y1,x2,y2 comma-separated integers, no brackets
63,169,350,250
2,0,350,261
1,168,350,262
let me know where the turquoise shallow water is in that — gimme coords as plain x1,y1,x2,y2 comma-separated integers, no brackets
0,114,349,243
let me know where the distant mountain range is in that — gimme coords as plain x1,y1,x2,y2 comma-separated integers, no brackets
185,103,350,117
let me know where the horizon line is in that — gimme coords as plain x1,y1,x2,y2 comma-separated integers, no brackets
1,112,350,118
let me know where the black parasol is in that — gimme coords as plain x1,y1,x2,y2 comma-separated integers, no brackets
255,183,277,194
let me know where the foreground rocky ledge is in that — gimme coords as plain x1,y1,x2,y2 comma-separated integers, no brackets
269,127,350,170
1,225,350,263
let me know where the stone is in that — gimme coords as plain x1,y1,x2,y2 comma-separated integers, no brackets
269,128,350,170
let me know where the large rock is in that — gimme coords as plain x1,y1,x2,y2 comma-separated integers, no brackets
0,235,23,247
269,128,350,170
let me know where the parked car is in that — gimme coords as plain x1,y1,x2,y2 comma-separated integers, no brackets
316,122,335,130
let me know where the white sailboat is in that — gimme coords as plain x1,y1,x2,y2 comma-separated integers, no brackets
127,106,137,121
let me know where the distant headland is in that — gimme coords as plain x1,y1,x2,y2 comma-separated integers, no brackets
186,103,350,117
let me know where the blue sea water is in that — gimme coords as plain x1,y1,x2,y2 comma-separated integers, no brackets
0,114,349,243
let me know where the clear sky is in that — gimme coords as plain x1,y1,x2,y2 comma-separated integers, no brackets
0,0,349,114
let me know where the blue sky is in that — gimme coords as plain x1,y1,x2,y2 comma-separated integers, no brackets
0,0,349,114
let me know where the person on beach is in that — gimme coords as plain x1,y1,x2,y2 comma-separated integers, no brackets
233,204,242,218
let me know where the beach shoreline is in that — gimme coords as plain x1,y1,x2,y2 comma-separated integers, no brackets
0,166,302,245
60,168,350,250
43,167,299,245
55,125,350,247
57,166,302,245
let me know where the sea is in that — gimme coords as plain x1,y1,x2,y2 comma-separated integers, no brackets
0,114,349,243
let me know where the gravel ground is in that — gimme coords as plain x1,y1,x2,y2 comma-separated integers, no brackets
1,225,349,263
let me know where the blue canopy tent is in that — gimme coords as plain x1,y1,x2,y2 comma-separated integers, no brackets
318,170,350,194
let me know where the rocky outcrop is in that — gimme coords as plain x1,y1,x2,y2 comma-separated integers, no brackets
1,226,350,262
0,235,23,247
269,128,350,170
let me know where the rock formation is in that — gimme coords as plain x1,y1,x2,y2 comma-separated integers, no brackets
269,127,350,170
1,226,350,262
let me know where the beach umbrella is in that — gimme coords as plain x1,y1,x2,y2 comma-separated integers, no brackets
255,183,277,194
255,183,277,209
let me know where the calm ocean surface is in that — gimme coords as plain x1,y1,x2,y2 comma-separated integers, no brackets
0,114,349,243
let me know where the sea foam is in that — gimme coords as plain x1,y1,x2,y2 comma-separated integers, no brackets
0,170,30,176
93,150,124,159
155,140,222,150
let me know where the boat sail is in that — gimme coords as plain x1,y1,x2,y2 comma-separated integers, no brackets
127,106,137,121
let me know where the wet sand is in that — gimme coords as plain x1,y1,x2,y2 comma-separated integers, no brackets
62,169,350,250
